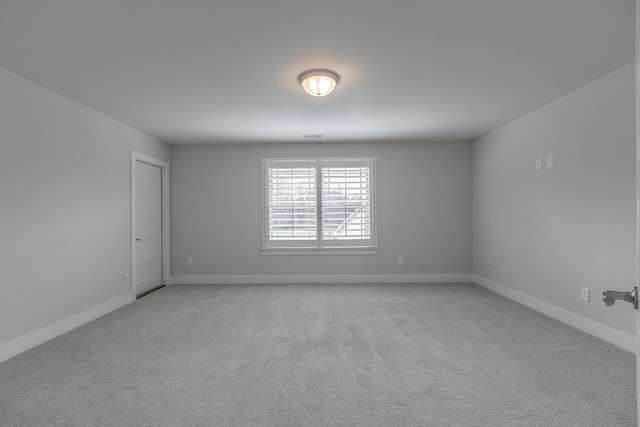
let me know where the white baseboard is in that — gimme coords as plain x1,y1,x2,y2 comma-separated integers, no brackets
170,273,473,285
0,292,135,364
473,275,635,354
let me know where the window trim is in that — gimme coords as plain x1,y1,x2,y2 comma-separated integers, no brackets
262,157,378,255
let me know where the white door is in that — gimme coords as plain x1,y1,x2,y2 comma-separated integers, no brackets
135,161,163,296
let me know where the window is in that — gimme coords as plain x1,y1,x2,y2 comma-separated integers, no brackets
262,157,377,254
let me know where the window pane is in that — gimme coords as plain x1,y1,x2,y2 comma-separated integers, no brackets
321,167,371,240
267,168,317,240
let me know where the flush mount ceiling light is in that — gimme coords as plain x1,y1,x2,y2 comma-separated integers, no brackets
299,69,339,97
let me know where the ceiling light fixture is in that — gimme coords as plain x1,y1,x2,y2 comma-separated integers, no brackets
299,69,339,97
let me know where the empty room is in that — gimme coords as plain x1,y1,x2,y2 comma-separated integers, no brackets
0,1,638,426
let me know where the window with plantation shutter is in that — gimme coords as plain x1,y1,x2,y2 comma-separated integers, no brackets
262,158,377,254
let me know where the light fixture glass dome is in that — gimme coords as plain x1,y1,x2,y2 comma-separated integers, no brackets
299,69,339,97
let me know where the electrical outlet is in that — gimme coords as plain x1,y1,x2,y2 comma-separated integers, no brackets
188,258,194,267
398,257,404,265
536,159,542,170
547,155,554,168
123,274,129,284
580,287,590,302
487,261,492,269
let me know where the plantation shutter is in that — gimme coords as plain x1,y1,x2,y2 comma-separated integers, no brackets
263,158,376,251
321,167,371,240
267,167,317,241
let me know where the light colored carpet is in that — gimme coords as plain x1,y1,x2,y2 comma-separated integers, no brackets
0,283,635,426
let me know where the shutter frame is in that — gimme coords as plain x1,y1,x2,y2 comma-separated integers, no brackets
262,157,377,252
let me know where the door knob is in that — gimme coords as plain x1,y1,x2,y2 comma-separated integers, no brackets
602,287,638,309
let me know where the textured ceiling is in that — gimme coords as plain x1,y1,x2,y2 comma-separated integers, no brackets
0,0,635,144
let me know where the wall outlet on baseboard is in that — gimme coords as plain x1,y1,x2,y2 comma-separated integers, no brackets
487,261,491,269
397,257,404,265
123,274,129,284
187,258,194,267
580,287,590,302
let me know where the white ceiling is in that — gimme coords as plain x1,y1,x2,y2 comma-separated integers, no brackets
0,0,635,144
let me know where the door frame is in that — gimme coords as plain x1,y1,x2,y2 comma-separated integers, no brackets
130,151,170,296
635,1,639,423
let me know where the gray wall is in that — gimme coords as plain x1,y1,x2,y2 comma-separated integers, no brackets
0,66,169,346
472,62,636,335
170,141,472,277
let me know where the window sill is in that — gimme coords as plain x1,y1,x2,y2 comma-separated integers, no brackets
262,247,379,256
